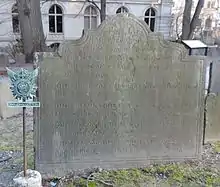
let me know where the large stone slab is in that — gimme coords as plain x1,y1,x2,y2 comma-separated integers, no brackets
34,14,205,177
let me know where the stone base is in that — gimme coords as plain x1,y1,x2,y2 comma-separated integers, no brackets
13,169,42,187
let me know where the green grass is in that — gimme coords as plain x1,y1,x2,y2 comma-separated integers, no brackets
0,145,22,151
63,163,220,187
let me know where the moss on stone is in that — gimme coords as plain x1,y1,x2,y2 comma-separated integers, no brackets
213,141,220,153
64,163,220,187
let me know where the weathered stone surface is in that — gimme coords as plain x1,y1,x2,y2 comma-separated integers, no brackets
13,169,42,187
211,62,220,93
34,14,205,177
206,93,220,141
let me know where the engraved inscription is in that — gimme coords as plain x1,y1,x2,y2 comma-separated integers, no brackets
36,14,204,175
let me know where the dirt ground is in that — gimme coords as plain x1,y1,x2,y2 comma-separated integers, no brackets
0,109,33,187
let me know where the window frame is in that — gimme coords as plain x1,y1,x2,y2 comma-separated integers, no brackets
48,4,63,34
144,8,156,32
84,6,98,30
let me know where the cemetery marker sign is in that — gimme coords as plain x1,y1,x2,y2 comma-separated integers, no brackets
34,14,205,177
6,67,40,177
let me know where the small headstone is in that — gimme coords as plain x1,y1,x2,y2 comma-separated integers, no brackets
0,78,21,119
34,13,205,177
0,54,9,66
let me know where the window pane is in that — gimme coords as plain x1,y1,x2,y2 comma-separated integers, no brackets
57,16,63,33
144,18,149,25
116,8,121,14
12,16,19,33
84,16,90,30
151,9,155,16
212,2,215,7
116,7,128,14
122,7,128,13
12,4,18,13
150,18,155,31
145,9,150,16
91,16,97,29
49,5,55,14
84,7,90,15
91,7,97,15
49,15,55,32
207,2,211,8
56,5,62,14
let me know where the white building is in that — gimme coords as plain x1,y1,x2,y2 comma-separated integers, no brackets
0,0,173,51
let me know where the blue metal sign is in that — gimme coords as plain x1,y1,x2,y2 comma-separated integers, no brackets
6,68,40,108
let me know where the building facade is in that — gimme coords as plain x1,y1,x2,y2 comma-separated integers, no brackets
0,0,173,51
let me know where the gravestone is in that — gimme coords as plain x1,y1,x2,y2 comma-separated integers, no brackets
34,13,205,177
206,93,220,141
211,62,220,93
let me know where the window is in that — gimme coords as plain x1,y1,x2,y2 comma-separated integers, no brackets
207,1,211,8
211,1,215,8
49,4,63,33
84,6,98,30
12,4,20,33
205,17,212,29
196,18,202,27
144,8,156,32
116,6,129,14
49,43,60,52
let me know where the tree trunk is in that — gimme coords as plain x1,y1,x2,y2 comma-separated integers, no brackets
188,0,204,39
182,0,192,40
16,0,33,63
17,0,46,63
100,0,106,22
29,0,46,52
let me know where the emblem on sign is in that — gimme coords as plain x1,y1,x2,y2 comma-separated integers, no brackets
6,68,40,107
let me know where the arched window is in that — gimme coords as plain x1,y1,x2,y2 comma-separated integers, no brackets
49,4,63,33
84,6,98,30
144,8,156,32
49,43,60,51
12,4,19,33
116,6,129,14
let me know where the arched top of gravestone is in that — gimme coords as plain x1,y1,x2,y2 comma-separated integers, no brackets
57,13,192,62
59,13,151,49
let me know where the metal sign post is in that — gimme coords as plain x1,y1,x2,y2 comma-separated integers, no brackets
6,67,40,177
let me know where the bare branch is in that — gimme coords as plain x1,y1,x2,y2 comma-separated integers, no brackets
188,0,204,39
73,1,87,18
86,0,101,12
5,38,24,60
